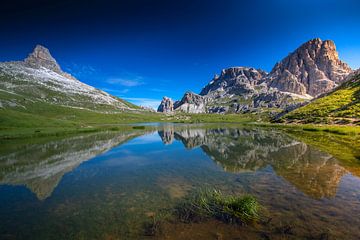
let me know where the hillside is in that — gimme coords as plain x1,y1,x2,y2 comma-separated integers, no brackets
0,45,139,112
0,45,162,135
280,71,360,124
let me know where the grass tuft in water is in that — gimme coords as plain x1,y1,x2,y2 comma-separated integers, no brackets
132,126,146,130
175,189,259,224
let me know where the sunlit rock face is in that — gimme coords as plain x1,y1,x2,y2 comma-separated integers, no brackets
157,96,174,113
24,45,63,75
200,67,268,97
0,131,142,200
174,92,207,113
159,126,347,198
267,38,352,96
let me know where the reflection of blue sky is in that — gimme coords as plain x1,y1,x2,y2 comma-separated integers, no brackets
124,132,160,145
89,132,189,167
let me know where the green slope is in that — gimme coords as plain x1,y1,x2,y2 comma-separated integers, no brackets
280,72,360,124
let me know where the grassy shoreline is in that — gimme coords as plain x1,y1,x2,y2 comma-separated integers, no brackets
247,122,360,135
1,109,360,139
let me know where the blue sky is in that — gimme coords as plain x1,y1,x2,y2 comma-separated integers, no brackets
1,0,360,108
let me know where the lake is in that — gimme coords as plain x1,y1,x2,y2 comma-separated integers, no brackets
0,123,360,239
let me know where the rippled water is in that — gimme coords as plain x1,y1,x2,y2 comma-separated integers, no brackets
0,124,360,239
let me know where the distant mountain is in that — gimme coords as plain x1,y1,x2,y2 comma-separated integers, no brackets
158,38,353,114
0,45,139,112
279,70,360,124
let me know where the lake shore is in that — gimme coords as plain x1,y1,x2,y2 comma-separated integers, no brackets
1,112,360,140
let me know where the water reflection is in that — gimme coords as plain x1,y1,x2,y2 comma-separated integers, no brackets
0,126,357,201
0,124,360,239
0,131,144,200
158,126,348,198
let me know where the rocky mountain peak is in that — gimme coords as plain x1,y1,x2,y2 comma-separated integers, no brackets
180,91,204,104
219,67,267,80
268,38,352,96
200,67,267,97
157,96,174,113
24,44,62,73
174,91,206,113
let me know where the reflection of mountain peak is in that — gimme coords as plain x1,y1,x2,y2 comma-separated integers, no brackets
158,124,176,145
0,131,143,200
159,127,347,199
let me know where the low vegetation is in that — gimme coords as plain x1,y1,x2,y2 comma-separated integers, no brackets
0,100,261,139
175,189,260,224
280,73,360,124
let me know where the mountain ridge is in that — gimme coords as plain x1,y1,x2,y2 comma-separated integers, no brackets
158,38,353,114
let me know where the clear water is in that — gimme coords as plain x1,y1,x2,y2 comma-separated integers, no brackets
0,124,360,239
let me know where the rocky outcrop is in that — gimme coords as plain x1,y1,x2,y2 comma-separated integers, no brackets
174,92,206,113
200,67,268,97
157,92,207,113
157,67,308,114
157,97,174,113
267,38,352,96
24,44,77,80
24,45,62,73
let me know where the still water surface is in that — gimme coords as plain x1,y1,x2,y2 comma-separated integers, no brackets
0,124,360,239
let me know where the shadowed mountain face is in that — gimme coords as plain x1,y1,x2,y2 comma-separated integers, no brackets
0,131,144,200
158,126,348,198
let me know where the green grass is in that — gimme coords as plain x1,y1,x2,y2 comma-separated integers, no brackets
0,98,262,139
252,122,360,135
175,189,259,224
281,73,360,124
163,113,265,123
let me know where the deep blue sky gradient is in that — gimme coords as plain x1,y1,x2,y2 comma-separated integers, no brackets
1,0,360,108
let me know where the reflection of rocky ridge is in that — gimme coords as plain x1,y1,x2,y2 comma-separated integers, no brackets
271,146,346,198
0,131,142,200
158,124,176,145
158,127,347,198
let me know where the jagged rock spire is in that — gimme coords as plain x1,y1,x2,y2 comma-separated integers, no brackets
24,44,62,74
